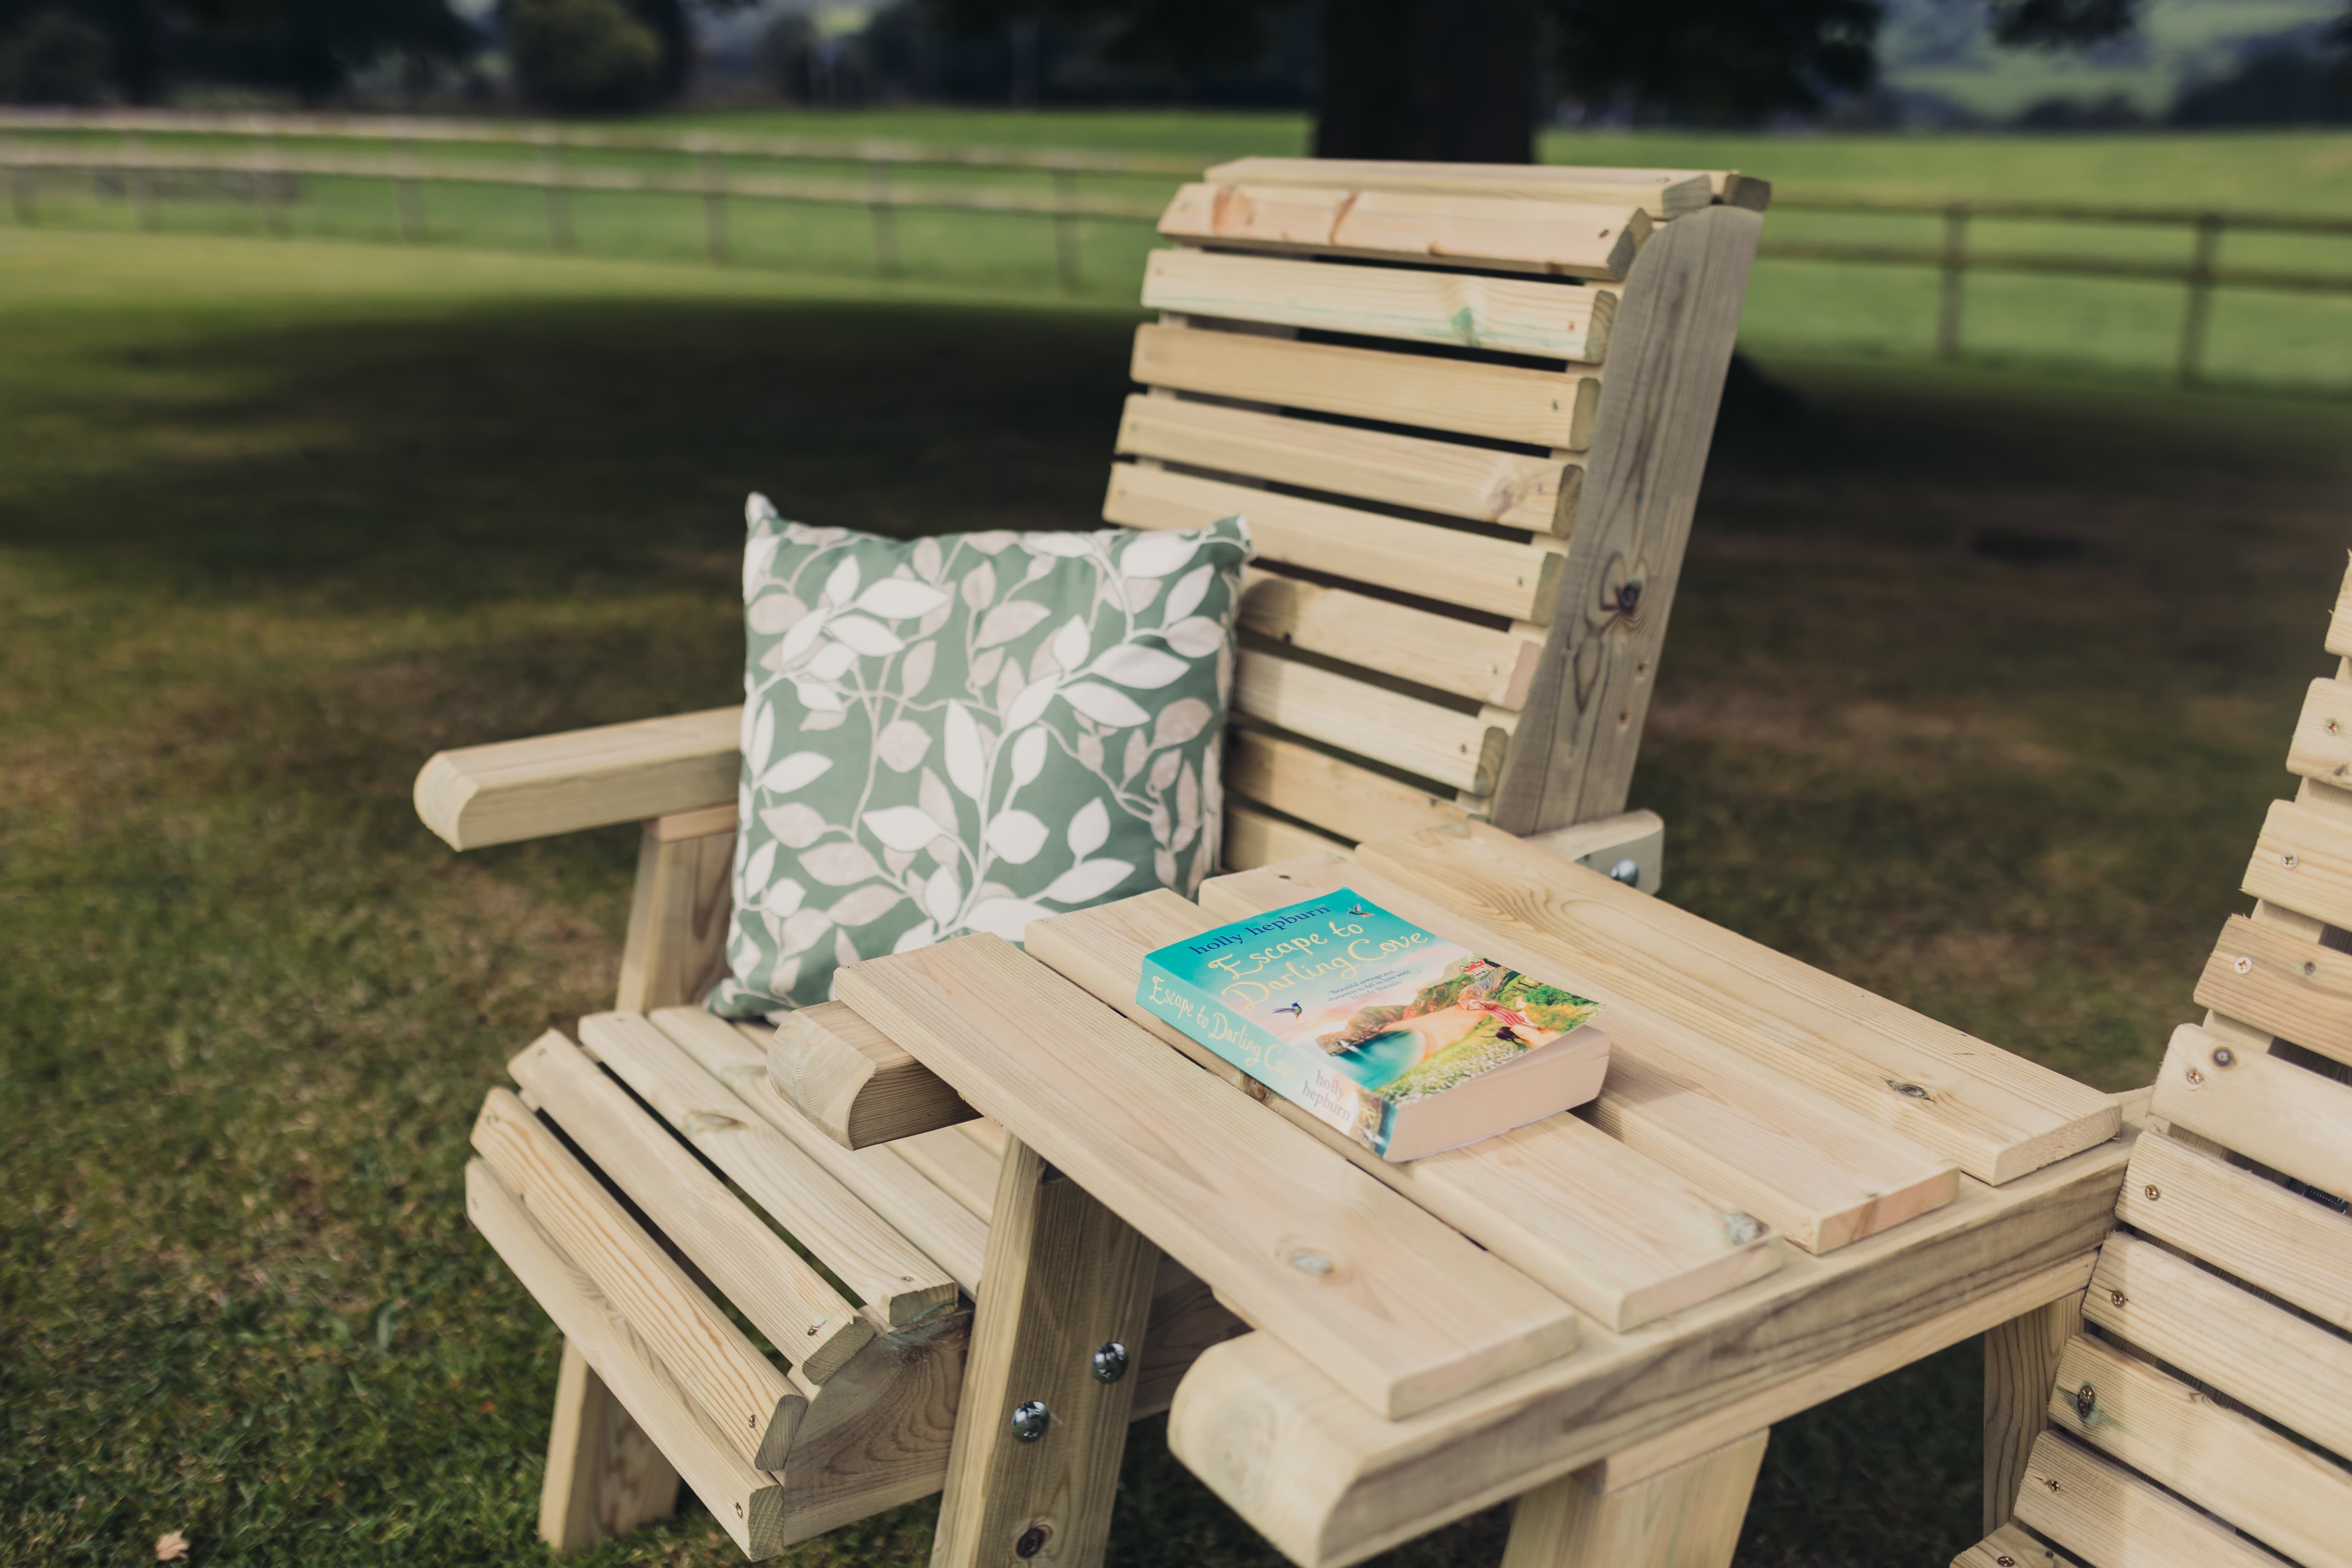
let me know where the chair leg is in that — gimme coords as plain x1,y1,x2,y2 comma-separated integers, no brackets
1501,1430,1768,1568
933,1137,1161,1568
1982,1293,2081,1532
538,1339,682,1552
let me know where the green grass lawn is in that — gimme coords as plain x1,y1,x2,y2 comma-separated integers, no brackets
3,225,2349,1567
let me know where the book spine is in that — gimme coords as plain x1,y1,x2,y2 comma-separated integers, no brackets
1137,958,1391,1155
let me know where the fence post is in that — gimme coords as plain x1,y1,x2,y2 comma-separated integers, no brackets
395,138,422,242
126,132,154,230
700,150,727,264
1935,203,1969,361
1051,166,1079,293
253,134,287,235
2178,213,2223,387
542,138,570,251
867,160,897,278
4,138,29,225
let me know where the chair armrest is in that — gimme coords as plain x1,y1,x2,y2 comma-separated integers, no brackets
414,706,743,850
1521,808,1663,894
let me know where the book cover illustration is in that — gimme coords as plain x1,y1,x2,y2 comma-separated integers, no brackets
1137,888,1604,1157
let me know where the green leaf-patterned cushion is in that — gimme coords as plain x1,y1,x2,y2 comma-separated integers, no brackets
709,494,1252,1019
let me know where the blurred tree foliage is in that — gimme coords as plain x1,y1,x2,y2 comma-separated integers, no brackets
506,0,660,110
0,8,113,102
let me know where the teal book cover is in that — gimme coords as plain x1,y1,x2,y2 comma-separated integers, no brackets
1137,888,1606,1159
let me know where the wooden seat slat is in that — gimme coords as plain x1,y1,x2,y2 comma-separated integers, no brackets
1105,462,1562,624
2194,912,2352,1066
894,1126,1002,1224
1234,649,1506,796
836,933,1586,1419
2116,1128,2352,1333
1357,823,2120,1186
1142,249,1617,361
1224,731,1467,846
2242,796,2352,929
2150,1021,2352,1200
2011,1431,2279,1568
1117,393,1575,534
1237,567,1546,709
1200,157,1720,220
1222,801,1347,871
1158,183,1648,279
1952,1521,2081,1568
2048,1334,2352,1568
1130,321,1600,450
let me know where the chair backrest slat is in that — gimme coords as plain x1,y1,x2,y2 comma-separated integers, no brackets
1201,156,1723,218
1159,182,1649,278
1226,731,1467,846
1234,568,1543,709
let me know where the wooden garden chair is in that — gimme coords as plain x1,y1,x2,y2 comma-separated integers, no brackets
406,157,1938,1563
1953,559,2352,1568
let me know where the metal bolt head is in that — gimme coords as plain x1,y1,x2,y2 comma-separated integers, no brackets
2143,1183,2161,1201
2233,955,2253,974
2212,1046,2236,1068
1615,580,1642,613
1010,1401,1049,1443
1091,1341,1129,1383
2073,1381,2097,1419
1608,858,1641,885
1014,1525,1049,1559
1997,1556,2016,1567
1290,1249,1332,1276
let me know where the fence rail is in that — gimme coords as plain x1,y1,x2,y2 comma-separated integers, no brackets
6,109,2352,383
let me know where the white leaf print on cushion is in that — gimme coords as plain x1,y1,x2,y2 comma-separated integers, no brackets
1068,798,1109,859
1044,858,1133,904
1060,682,1149,728
985,810,1049,864
865,806,950,852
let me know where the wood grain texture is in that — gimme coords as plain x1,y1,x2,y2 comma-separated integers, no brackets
1982,1293,2080,1534
576,1012,958,1327
1489,206,1758,834
1357,822,2116,1185
615,820,734,1014
466,1161,786,1559
1503,1430,1765,1568
834,934,1584,1420
1132,1255,1249,1421
2286,676,2352,789
1225,731,1468,847
1130,322,1599,450
1201,158,1717,219
2012,1431,2283,1568
1951,1521,2080,1568
470,1088,805,1469
1106,462,1562,624
2085,1231,2352,1459
2330,556,2352,657
2150,1020,2352,1199
769,1000,976,1150
763,1310,970,1548
1158,183,1647,279
932,1140,1161,1568
896,1125,1004,1224
2242,795,2352,930
1223,802,1349,872
1522,810,1664,895
1235,648,1509,795
414,705,739,850
2049,1333,2352,1568
2116,1127,2352,1332
1165,1135,2130,1567
1025,889,1782,1330
1142,249,1615,360
1203,858,1955,1255
648,1007,990,1295
1235,567,1549,707
538,1340,682,1553
2196,911,2352,1065
507,1030,873,1382
1118,393,1575,538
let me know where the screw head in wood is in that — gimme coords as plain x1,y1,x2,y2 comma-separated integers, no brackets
1014,1525,1050,1559
1608,858,1641,885
1996,1557,2016,1567
1091,1341,1129,1383
2109,1289,2126,1307
2307,961,2320,977
2212,1046,2236,1068
1615,580,1642,613
2330,719,2342,734
1010,1400,1049,1442
2186,1067,2204,1085
2143,1183,2161,1200
2073,1381,2097,1419
2234,955,2253,973
2284,853,2301,869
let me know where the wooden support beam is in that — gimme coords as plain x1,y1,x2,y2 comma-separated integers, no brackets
932,1137,1162,1568
1501,1431,1767,1568
615,813,734,1014
538,1340,682,1554
1982,1292,2081,1534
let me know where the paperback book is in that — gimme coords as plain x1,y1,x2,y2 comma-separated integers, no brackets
1137,888,1610,1161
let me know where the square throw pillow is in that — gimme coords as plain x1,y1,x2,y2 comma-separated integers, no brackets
709,494,1252,1019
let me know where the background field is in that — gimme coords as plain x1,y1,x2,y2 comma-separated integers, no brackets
10,110,2352,391
2,209,2349,1567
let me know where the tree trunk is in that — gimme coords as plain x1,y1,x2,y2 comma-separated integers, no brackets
1313,0,1537,163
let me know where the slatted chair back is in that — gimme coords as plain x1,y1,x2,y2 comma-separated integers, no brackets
1108,157,1768,870
1963,559,2352,1568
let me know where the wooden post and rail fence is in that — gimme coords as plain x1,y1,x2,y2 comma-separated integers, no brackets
6,109,2351,385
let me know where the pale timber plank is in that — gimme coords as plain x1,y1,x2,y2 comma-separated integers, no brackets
2050,1333,2352,1568
1226,731,1468,846
1118,395,1575,535
2195,912,2352,1066
1164,1134,2130,1568
471,1088,805,1470
1502,1431,1765,1568
646,1008,988,1296
615,819,734,1014
1236,566,1546,708
507,1030,874,1381
1026,889,1783,1329
465,1161,788,1559
1205,860,1956,1254
2117,1128,2352,1332
1236,648,1507,795
1984,1292,2080,1534
2150,1021,2352,1198
769,1000,975,1149
1356,822,2118,1184
414,706,739,850
575,1012,958,1328
895,1125,1003,1225
2013,1432,2280,1568
539,1340,681,1552
1953,1522,2081,1568
2330,559,2352,657
1142,249,1616,361
835,934,1585,1420
2287,676,2352,790
1223,802,1349,872
2243,796,2352,930
1158,183,1647,280
759,1311,970,1547
1106,461,1563,623
1200,158,1718,220
2086,1231,2352,1458
1130,322,1600,450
